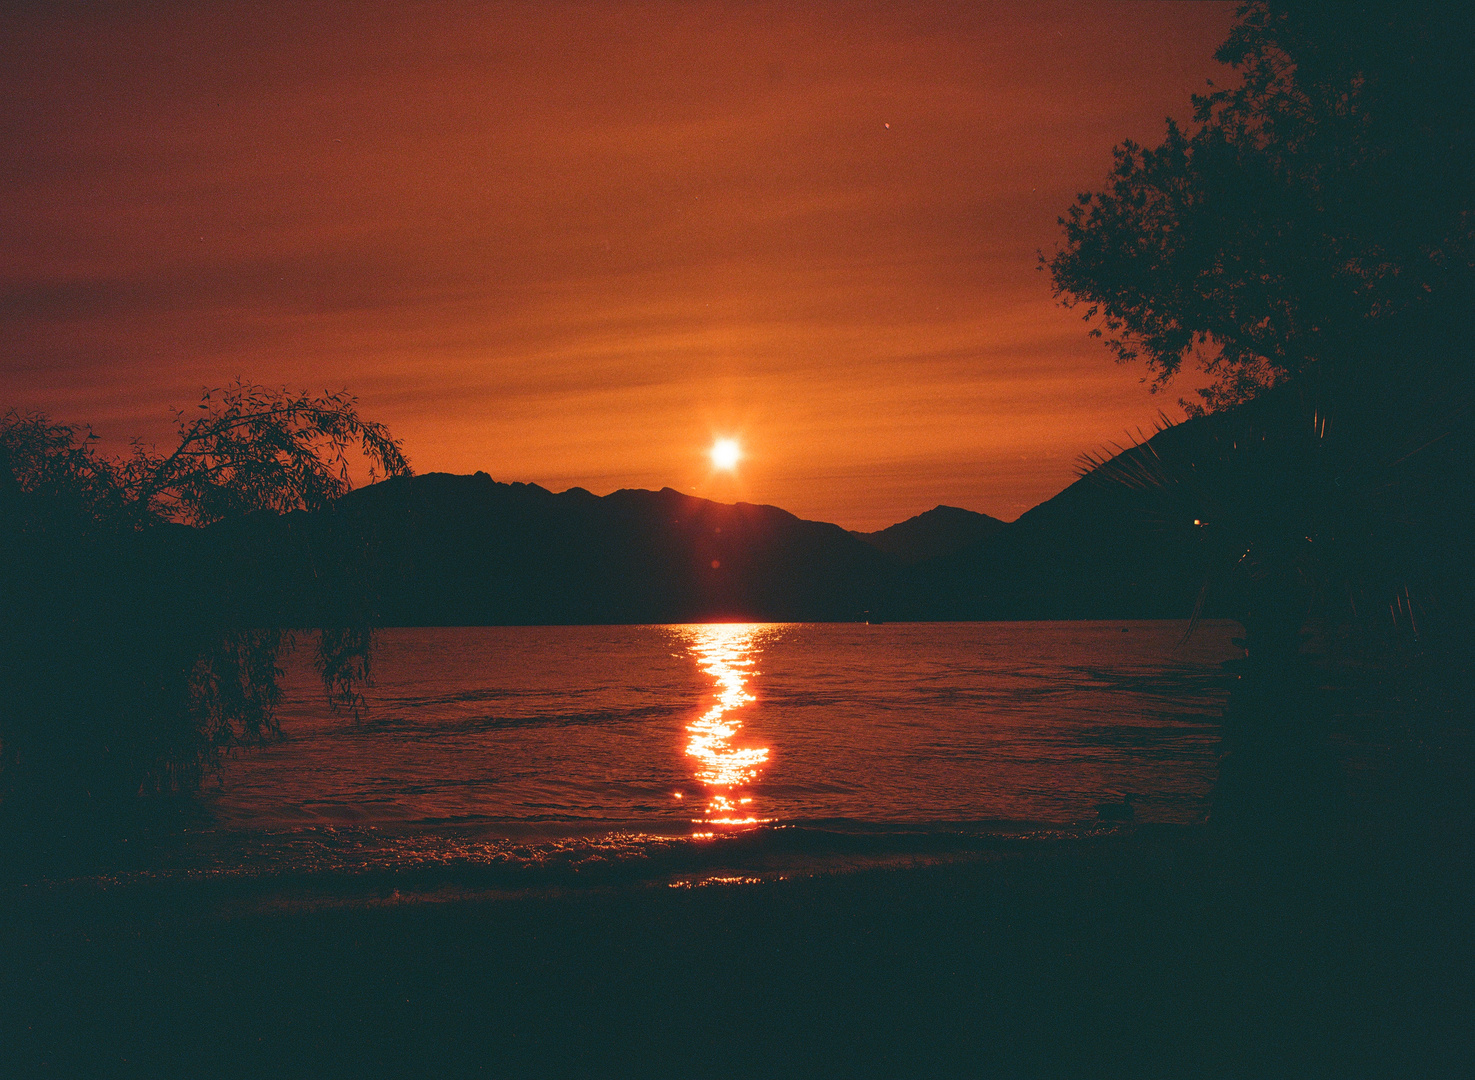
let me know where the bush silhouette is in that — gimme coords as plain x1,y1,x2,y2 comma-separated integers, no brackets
0,384,409,811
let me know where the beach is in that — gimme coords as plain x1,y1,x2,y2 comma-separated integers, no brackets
4,824,1468,1079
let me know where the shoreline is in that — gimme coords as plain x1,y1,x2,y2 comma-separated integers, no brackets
4,824,1469,1078
0,817,1155,916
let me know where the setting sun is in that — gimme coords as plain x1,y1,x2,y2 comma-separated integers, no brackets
711,438,741,470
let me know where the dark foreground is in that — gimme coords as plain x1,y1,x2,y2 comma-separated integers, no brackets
2,827,1470,1079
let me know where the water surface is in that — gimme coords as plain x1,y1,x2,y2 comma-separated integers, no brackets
214,621,1236,831
0,622,1237,891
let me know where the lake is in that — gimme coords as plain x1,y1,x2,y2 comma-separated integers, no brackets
170,621,1240,888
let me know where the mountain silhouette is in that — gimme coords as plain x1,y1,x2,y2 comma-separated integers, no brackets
198,414,1302,625
215,450,1219,625
26,378,1464,631
851,505,1006,564
313,473,906,625
906,454,1207,620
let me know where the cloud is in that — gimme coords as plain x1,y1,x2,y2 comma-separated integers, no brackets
0,0,1238,528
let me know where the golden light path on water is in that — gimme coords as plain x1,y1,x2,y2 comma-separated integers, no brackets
679,623,772,828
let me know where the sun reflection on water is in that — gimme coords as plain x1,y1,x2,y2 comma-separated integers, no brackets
680,623,772,828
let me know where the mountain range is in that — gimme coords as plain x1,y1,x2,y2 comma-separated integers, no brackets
226,429,1216,624
195,370,1471,632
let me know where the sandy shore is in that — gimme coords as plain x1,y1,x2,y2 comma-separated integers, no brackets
2,826,1469,1079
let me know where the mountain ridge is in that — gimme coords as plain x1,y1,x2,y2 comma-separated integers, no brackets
212,425,1240,625
325,472,903,625
852,504,1007,564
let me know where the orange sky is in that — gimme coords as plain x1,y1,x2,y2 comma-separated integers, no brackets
1,1,1238,530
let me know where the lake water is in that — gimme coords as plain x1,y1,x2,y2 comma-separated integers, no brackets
157,621,1240,890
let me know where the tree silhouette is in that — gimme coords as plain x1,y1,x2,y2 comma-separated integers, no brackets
1047,0,1474,412
1053,0,1474,652
1052,3,1475,836
0,384,410,810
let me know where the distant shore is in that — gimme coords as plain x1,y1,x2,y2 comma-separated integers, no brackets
3,824,1468,1079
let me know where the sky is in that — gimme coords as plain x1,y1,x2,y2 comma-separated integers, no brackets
1,0,1239,530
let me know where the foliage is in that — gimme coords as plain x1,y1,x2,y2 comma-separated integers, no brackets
0,384,410,808
126,384,408,527
1053,0,1475,695
1078,370,1471,679
1046,0,1475,411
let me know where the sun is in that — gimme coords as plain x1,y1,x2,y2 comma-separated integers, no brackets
710,438,741,470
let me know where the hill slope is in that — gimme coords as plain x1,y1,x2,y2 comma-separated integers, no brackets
852,505,1006,564
323,473,905,625
907,422,1216,620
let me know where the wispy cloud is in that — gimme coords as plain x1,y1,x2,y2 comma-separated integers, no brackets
0,0,1236,529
